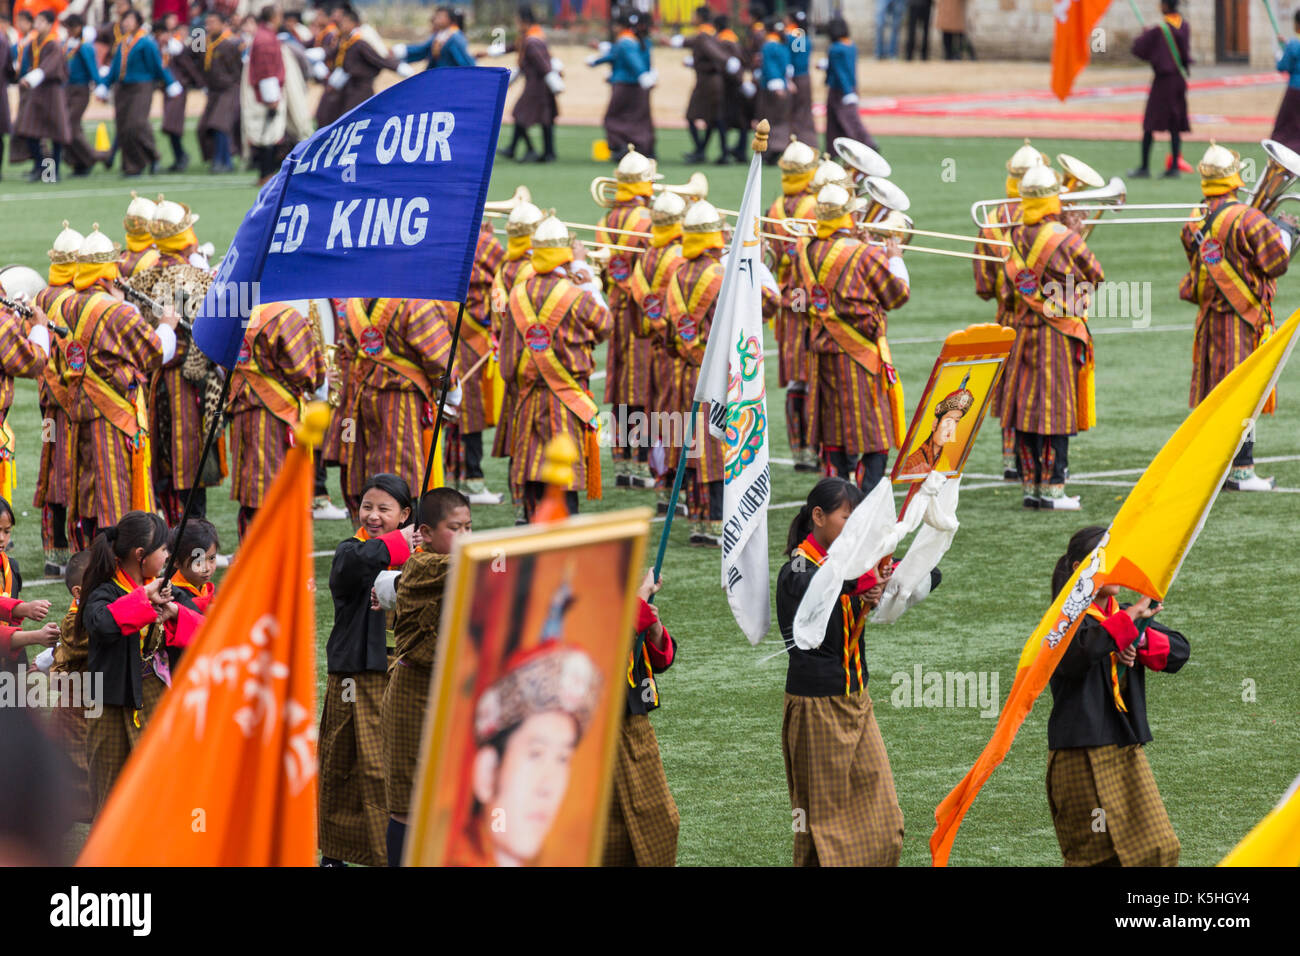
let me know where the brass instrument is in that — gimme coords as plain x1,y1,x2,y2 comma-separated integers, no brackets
861,176,911,224
1056,153,1106,192
483,184,532,215
832,137,891,187
1248,140,1300,258
325,344,342,408
589,171,709,208
771,218,1004,262
970,177,1203,234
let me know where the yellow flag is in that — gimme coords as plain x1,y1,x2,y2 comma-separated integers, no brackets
932,308,1300,866
1220,774,1300,866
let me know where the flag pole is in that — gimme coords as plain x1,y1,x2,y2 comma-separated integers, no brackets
418,298,468,512
1260,0,1283,39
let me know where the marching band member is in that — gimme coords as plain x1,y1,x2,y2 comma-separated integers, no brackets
767,136,820,473
1272,10,1300,153
1179,141,1290,491
597,146,656,490
119,193,161,277
455,223,506,505
1129,0,1190,179
666,200,779,545
146,199,217,523
0,283,50,520
228,302,326,538
588,9,656,159
490,199,544,521
757,21,792,163
603,571,680,867
629,189,687,514
784,9,817,148
975,139,1046,481
95,7,184,178
338,295,454,513
682,5,725,164
34,223,82,575
61,225,175,545
776,476,904,866
14,9,72,183
323,5,411,126
796,183,909,492
823,17,877,153
500,215,611,520
1046,525,1189,866
1001,164,1103,510
198,10,243,175
497,4,559,164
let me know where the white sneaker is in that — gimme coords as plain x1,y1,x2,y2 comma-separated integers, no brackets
1225,474,1276,492
313,501,350,520
467,488,504,505
1039,494,1081,511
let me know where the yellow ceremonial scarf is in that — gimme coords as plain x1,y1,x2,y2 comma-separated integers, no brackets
1005,175,1021,199
651,223,682,248
782,169,814,196
683,231,723,259
1021,194,1061,225
816,214,854,239
532,246,573,274
1202,172,1244,197
1164,13,1182,28
506,235,532,260
125,231,154,253
615,181,653,203
75,262,120,291
48,262,77,286
155,228,197,256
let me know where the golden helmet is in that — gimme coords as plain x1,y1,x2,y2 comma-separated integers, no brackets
615,145,658,184
1007,138,1049,177
651,190,687,225
150,196,200,238
506,200,544,237
50,220,85,263
124,191,157,234
777,135,818,174
531,214,572,248
815,182,866,221
811,156,851,191
1018,164,1063,199
1197,139,1241,179
77,223,121,263
683,200,726,233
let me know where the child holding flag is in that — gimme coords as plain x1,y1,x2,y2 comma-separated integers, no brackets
1046,525,1189,866
166,518,219,670
775,477,904,866
381,486,472,866
319,473,415,867
82,511,199,815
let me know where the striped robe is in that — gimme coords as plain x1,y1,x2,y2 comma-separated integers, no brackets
797,233,909,457
340,298,454,498
0,306,47,419
597,199,654,413
973,200,1021,420
502,267,611,491
33,284,76,512
227,304,326,509
490,256,533,462
149,255,208,497
767,190,817,387
1179,196,1290,407
628,239,686,419
58,287,163,526
1003,216,1103,436
119,246,160,278
458,228,506,435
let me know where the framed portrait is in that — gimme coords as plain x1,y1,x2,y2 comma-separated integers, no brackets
891,324,1016,484
403,508,652,867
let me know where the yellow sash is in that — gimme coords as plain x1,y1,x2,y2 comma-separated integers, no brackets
233,305,305,428
508,280,600,427
665,261,722,366
630,244,685,337
1192,202,1270,331
345,298,434,404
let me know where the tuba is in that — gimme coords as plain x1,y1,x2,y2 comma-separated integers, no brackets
832,137,891,189
860,176,910,224
1056,153,1106,193
484,185,533,215
1249,139,1300,216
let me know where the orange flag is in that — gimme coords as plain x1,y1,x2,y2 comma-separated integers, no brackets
1051,0,1113,100
78,405,330,866
931,308,1300,866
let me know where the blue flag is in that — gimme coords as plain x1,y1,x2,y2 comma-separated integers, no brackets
194,67,508,368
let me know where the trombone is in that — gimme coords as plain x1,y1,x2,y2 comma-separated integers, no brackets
769,217,1006,262
589,171,710,208
971,177,1206,234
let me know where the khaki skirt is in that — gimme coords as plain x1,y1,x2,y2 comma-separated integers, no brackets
318,669,390,866
602,714,679,867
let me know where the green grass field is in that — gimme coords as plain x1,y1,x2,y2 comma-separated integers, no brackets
9,123,1299,866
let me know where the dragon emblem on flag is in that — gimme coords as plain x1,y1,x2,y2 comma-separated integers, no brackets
724,331,766,482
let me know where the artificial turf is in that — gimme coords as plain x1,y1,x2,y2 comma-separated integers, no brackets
8,122,1298,866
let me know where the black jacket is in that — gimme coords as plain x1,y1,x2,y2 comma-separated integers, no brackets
85,579,152,709
775,543,874,698
1047,604,1190,749
325,531,409,674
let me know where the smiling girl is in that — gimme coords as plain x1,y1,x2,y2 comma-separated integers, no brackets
319,473,415,867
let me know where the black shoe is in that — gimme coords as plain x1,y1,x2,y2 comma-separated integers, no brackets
148,161,158,175
24,169,42,182
43,562,63,578
519,149,541,163
1160,168,1180,179
656,500,669,516
319,856,346,867
497,147,516,160
714,153,733,166
168,153,190,173
1127,167,1150,179
539,153,556,163
122,171,142,179
682,150,706,163
730,149,746,163
615,472,632,488
71,166,91,177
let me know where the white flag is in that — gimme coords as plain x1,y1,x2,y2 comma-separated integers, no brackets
695,151,770,645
